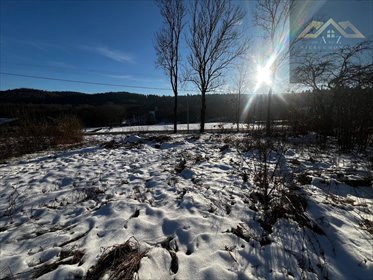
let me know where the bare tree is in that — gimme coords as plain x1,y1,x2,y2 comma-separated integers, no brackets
293,53,333,117
254,0,294,136
294,40,373,100
187,0,247,133
326,40,373,89
155,0,186,133
294,40,373,149
233,61,250,132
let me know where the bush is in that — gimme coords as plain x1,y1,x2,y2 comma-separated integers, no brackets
0,115,83,161
55,115,83,145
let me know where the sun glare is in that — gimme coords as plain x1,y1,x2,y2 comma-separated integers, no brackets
255,64,272,91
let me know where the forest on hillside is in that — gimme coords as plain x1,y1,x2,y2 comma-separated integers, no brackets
0,88,294,126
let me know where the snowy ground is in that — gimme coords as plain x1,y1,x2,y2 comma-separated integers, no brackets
84,122,288,134
0,133,372,279
85,122,247,134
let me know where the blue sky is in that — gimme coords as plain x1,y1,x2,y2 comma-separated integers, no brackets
0,0,259,95
0,0,174,94
0,0,371,95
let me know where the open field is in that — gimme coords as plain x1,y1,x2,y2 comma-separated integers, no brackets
0,133,372,279
85,123,253,134
84,122,290,135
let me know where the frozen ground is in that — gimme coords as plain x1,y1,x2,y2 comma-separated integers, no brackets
85,122,247,134
84,122,288,134
0,133,372,279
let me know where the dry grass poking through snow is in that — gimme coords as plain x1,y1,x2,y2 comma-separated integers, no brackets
0,133,372,279
85,237,147,280
33,249,85,278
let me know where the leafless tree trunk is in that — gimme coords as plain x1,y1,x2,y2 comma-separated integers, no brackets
237,92,241,132
233,62,249,132
187,0,247,133
155,0,185,133
254,0,294,136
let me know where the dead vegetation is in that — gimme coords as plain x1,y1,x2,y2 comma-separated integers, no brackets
0,132,371,278
297,173,312,185
100,139,121,149
175,156,187,173
263,190,324,235
55,115,83,145
144,134,172,143
0,115,83,161
2,249,85,279
228,224,251,243
85,237,147,280
235,137,325,237
32,249,84,278
361,219,373,235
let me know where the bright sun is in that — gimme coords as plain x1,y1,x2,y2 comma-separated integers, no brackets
255,64,272,88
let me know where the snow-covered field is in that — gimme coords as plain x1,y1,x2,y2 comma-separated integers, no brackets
84,122,288,134
85,122,247,134
0,133,372,279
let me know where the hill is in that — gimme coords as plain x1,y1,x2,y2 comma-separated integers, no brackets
0,88,288,127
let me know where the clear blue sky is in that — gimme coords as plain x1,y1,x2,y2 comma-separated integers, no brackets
0,0,371,95
0,0,173,94
0,0,258,95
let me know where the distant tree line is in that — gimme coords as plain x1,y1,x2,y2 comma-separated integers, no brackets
1,86,372,149
0,88,283,126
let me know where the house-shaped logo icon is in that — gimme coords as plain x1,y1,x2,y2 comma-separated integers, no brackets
298,18,365,39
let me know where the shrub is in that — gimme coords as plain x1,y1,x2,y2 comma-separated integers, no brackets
55,115,83,145
0,115,83,161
